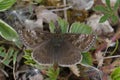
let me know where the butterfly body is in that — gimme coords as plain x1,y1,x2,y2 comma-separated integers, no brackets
50,34,65,48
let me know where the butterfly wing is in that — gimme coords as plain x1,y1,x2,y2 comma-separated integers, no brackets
14,20,52,48
55,40,82,66
32,40,54,65
32,37,82,66
64,33,96,52
13,11,52,48
19,27,52,48
57,33,95,66
15,20,55,65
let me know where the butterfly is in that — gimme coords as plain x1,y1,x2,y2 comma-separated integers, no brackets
13,11,96,67
17,24,95,67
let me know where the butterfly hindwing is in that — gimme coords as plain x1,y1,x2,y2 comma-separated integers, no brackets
32,40,54,65
32,35,82,66
56,40,82,66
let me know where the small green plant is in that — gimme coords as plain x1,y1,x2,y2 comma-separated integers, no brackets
0,46,18,68
81,52,93,66
49,18,93,34
47,67,60,80
23,50,36,66
111,67,120,80
93,0,120,24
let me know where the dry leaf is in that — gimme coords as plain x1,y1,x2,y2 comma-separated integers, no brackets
67,0,94,10
35,6,58,23
69,65,80,77
95,51,104,67
87,14,114,35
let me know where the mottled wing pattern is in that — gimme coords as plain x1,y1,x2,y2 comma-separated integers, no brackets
56,41,82,66
32,41,54,65
18,27,52,48
64,33,96,52
15,20,54,65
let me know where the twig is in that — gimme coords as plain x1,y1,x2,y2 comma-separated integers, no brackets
63,0,67,21
93,55,120,62
46,4,71,9
50,5,72,12
0,69,9,77
13,63,16,80
104,55,120,59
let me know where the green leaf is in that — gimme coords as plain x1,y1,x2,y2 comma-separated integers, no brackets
111,15,118,24
14,38,23,49
70,22,92,34
0,0,16,11
114,0,120,11
0,46,19,67
49,21,55,33
81,52,93,66
0,0,3,3
93,5,108,13
0,47,6,57
23,50,37,65
23,50,33,60
0,19,19,42
105,0,112,10
111,67,120,80
2,59,12,66
58,18,69,33
7,48,14,59
99,14,110,23
47,67,60,80
2,48,14,66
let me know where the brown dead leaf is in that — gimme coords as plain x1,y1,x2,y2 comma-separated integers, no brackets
35,6,58,23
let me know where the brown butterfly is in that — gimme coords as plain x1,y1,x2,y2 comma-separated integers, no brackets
13,10,96,67
17,25,95,67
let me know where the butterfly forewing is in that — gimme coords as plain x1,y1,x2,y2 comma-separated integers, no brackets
64,33,96,52
19,27,52,48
